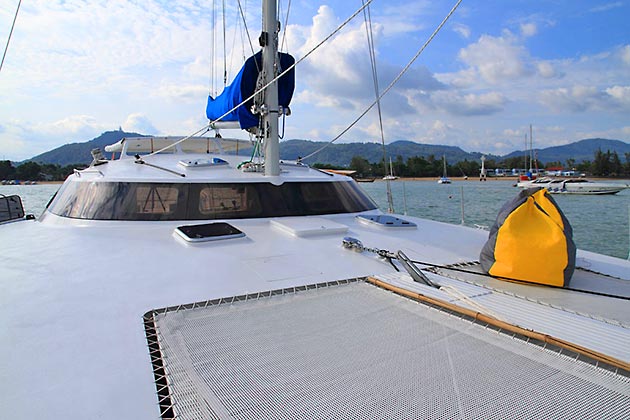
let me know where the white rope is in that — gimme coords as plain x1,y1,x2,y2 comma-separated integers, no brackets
439,285,503,320
144,0,374,159
301,0,464,162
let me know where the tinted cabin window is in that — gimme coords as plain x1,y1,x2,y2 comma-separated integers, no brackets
48,181,377,221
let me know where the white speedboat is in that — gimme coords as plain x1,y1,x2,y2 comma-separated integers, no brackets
519,177,629,195
516,176,553,188
2,1,630,419
545,178,629,194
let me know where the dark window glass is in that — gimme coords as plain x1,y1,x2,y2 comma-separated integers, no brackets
48,181,377,221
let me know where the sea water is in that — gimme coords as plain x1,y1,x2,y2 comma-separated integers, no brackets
2,180,630,259
361,179,630,260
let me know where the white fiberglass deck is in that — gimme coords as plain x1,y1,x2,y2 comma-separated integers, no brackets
148,280,630,419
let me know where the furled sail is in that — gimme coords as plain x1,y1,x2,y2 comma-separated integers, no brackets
206,51,295,129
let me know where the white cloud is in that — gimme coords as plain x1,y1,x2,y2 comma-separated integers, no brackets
502,129,521,137
520,23,537,37
605,85,630,107
123,114,158,134
457,33,531,84
539,85,603,112
621,45,630,66
536,61,557,78
0,116,111,160
286,4,444,119
156,84,208,102
540,85,630,113
589,2,623,13
452,23,471,39
432,91,508,116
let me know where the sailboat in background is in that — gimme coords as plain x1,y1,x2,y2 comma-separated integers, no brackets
437,154,451,184
518,124,539,183
383,157,399,180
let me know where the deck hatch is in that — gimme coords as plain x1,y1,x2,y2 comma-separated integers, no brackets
174,222,245,242
144,279,630,420
356,214,417,228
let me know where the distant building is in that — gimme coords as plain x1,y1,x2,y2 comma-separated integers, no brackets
545,166,563,176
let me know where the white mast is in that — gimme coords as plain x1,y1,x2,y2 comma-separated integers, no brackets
262,0,280,176
529,124,534,172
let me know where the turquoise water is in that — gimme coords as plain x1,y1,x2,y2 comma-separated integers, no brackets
2,180,630,259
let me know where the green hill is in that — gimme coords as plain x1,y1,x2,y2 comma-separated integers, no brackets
501,138,630,164
26,131,629,168
29,130,148,165
281,139,494,167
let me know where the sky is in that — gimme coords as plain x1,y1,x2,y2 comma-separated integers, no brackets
1,0,629,162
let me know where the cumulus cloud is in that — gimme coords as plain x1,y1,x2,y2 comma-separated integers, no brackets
457,33,531,84
286,5,444,116
605,85,630,107
123,113,158,134
432,91,508,116
539,86,604,112
539,85,630,113
1,116,111,160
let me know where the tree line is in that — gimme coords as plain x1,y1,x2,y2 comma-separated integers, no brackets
2,148,629,181
335,149,630,178
0,161,88,182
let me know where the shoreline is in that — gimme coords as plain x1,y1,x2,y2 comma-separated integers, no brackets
3,176,630,186
367,176,630,182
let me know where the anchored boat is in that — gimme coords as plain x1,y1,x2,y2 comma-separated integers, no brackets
518,177,629,195
2,1,630,419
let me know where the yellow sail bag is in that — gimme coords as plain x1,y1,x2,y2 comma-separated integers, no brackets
479,188,576,287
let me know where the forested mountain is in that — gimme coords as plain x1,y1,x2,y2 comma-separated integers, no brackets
29,130,147,165
501,138,630,164
280,140,494,167
25,131,630,168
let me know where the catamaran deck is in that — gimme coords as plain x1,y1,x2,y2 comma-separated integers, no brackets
146,279,630,419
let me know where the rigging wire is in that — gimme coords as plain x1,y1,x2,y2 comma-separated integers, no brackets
237,0,259,71
222,0,227,87
145,0,374,159
280,0,292,53
1,0,22,74
362,1,394,213
208,0,217,96
301,0,463,162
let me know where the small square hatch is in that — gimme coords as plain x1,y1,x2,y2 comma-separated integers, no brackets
356,214,417,228
174,222,245,242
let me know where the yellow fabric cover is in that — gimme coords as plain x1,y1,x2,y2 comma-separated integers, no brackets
489,189,568,287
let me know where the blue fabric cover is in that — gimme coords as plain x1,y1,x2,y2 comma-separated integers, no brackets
206,51,295,129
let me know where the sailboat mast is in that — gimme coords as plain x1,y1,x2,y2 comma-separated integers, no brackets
529,124,534,172
262,0,280,176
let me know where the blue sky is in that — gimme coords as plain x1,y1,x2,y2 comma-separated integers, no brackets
1,0,629,161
